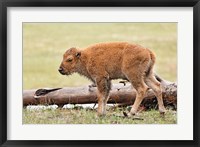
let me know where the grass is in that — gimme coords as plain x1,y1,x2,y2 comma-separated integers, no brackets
23,23,177,124
23,107,177,124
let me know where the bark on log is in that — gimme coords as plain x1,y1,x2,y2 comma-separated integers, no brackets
23,75,177,110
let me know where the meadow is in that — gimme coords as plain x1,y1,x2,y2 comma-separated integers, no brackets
23,23,177,124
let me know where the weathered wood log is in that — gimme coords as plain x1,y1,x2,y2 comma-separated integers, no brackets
23,75,177,110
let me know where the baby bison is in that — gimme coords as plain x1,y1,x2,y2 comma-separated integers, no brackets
58,42,166,116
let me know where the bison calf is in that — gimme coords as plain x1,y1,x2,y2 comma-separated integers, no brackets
59,42,166,116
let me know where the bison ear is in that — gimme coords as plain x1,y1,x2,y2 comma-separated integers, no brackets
76,51,81,58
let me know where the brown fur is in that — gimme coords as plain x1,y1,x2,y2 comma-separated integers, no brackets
59,42,166,116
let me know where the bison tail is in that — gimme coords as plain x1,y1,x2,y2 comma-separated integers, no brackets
145,49,156,76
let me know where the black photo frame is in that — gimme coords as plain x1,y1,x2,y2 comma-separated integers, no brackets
0,0,199,146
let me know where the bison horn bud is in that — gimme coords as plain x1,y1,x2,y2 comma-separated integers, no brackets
76,52,81,58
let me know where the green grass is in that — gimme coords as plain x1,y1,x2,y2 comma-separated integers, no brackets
23,23,177,124
23,107,177,124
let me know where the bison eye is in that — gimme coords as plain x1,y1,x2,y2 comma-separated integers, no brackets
66,58,73,62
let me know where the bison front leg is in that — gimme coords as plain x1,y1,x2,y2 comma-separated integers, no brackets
96,76,111,116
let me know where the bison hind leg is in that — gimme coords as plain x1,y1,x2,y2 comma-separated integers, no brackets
144,72,166,114
129,80,148,115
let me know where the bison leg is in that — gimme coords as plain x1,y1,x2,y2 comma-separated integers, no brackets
129,81,148,116
145,73,166,114
96,76,111,116
123,62,149,116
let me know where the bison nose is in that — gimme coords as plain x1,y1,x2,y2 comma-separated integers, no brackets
58,67,64,74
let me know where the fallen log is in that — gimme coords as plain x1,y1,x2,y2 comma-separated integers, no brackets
23,75,177,110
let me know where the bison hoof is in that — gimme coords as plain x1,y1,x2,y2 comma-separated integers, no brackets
159,108,166,117
159,111,166,117
123,111,144,120
97,113,106,117
123,111,136,118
